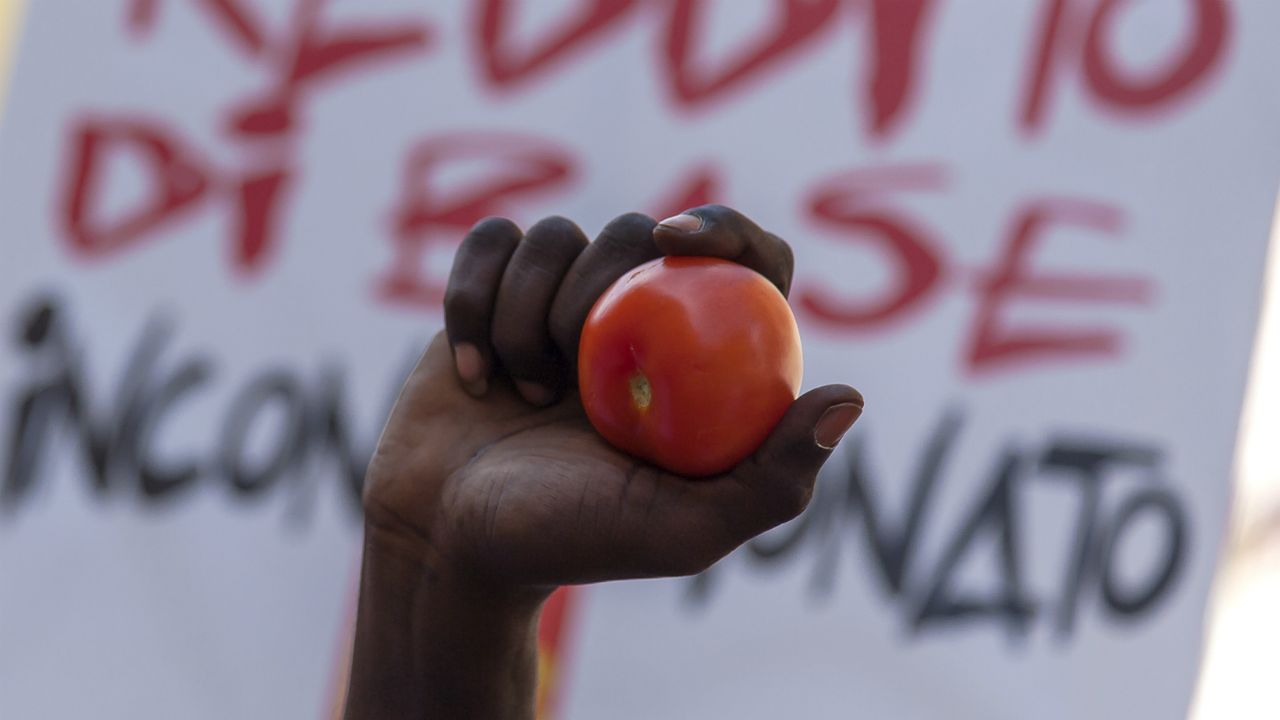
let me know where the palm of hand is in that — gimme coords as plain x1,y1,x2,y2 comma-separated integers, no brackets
364,335,741,592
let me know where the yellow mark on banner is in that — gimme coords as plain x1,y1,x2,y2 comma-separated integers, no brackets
0,0,27,125
535,587,578,719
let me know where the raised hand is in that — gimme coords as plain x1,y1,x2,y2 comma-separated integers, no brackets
346,206,863,720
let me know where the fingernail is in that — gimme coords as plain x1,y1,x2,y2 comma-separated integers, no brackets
815,402,863,450
454,343,488,396
515,380,554,406
657,213,703,233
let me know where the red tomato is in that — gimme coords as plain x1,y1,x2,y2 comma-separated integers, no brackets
578,257,803,477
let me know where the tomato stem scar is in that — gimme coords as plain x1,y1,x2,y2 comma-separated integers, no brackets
629,372,652,411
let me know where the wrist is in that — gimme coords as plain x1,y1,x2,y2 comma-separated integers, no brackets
344,518,547,720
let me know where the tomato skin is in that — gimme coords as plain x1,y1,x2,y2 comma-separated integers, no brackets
578,256,803,477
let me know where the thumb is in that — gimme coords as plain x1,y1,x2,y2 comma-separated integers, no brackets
727,384,864,532
625,384,864,579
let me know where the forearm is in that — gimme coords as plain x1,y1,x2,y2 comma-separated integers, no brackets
343,520,543,720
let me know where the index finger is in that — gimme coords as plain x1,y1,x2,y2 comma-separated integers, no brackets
652,204,795,297
549,212,662,370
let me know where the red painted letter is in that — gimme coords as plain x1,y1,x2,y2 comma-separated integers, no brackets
1021,0,1230,133
796,165,946,329
862,0,936,139
966,199,1151,374
474,0,636,88
662,0,839,106
380,133,575,308
61,117,211,259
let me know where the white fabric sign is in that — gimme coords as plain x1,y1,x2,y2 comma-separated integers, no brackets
2,2,1278,718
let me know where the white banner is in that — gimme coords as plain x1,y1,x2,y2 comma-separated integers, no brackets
2,2,1278,718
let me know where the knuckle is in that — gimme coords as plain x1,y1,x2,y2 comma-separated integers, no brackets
504,254,558,288
549,310,582,359
443,285,486,322
689,203,731,217
466,216,522,249
740,456,816,527
599,212,657,244
781,482,815,521
768,232,795,265
506,223,584,289
771,239,795,295
766,479,814,526
684,204,736,228
492,324,547,370
608,211,657,228
526,216,587,251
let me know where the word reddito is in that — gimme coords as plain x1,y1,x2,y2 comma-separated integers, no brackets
56,0,1225,374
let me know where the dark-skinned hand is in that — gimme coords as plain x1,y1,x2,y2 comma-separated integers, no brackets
346,206,863,720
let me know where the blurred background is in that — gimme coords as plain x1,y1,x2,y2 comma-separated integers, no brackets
2,1,1279,718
